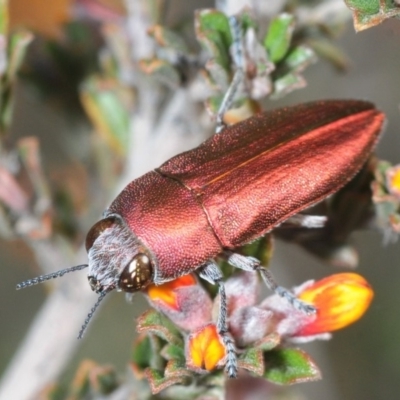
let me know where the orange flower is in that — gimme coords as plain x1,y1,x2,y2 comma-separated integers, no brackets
187,324,226,371
386,165,400,198
146,274,196,311
297,273,374,336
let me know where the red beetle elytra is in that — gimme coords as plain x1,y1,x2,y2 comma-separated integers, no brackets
17,99,385,377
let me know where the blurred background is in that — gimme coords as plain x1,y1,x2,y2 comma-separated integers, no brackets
0,1,400,399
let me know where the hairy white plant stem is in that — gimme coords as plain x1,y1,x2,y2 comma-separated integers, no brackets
0,1,209,399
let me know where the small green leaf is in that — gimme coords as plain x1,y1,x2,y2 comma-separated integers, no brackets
68,360,97,399
283,45,316,71
264,13,295,63
164,359,193,379
145,368,187,395
264,348,321,385
205,94,224,115
91,366,119,394
80,76,131,156
7,30,33,81
137,309,183,345
132,334,152,371
148,25,189,53
161,343,185,362
272,72,305,99
195,9,232,73
44,385,67,400
271,46,316,98
139,58,181,88
1,30,33,131
0,205,14,238
254,332,281,352
344,0,400,31
239,11,258,32
238,348,264,376
347,0,380,14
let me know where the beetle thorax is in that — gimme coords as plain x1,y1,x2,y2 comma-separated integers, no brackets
88,221,142,293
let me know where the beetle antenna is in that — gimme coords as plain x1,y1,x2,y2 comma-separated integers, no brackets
16,264,89,290
78,290,108,339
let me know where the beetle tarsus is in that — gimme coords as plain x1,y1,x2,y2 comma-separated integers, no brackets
275,285,316,315
199,261,238,378
283,214,327,229
258,265,316,315
223,250,316,315
221,332,238,378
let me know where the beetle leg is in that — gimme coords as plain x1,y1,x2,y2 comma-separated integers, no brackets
215,16,245,134
223,251,316,315
199,261,238,378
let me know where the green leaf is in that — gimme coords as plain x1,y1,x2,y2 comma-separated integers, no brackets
344,0,400,31
283,45,317,71
145,368,187,395
1,30,33,131
205,59,230,91
80,76,131,156
44,385,67,400
264,348,321,385
238,348,264,376
136,309,183,345
272,72,305,99
195,9,232,76
271,46,316,99
254,332,281,352
239,10,258,32
148,25,189,53
90,366,119,394
161,343,185,362
7,31,33,80
132,334,152,371
205,94,224,115
264,13,295,63
139,58,181,88
68,360,97,399
164,359,193,379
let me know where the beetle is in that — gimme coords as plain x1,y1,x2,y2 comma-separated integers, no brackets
17,99,385,377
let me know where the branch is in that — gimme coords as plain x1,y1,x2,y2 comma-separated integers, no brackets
0,1,210,398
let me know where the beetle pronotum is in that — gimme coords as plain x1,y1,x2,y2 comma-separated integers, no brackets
17,100,385,377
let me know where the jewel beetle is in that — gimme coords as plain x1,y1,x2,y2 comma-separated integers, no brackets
17,99,385,377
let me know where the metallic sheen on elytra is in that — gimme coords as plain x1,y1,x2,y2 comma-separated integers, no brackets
93,100,384,288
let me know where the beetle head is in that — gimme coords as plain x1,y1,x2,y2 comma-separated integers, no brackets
16,213,157,338
85,215,155,295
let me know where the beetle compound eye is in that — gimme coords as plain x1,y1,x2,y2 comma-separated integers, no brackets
85,216,118,251
118,253,153,292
